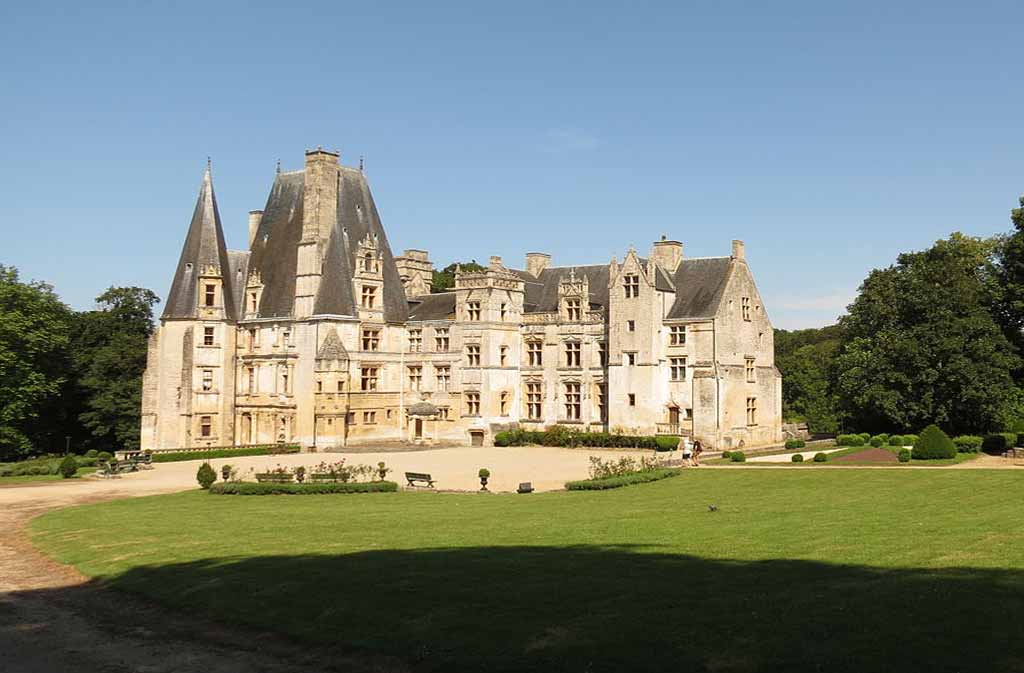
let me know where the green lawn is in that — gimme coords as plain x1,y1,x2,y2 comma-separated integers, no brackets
31,470,1024,672
0,467,96,484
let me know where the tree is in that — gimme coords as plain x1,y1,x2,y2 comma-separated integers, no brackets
70,287,159,451
775,326,842,433
0,266,73,460
834,233,1021,435
431,261,487,293
993,195,1024,353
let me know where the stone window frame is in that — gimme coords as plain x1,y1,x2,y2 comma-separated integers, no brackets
199,415,213,437
623,274,640,298
465,391,481,416
408,329,422,353
670,356,687,382
363,410,377,425
525,380,544,420
435,328,450,352
626,320,635,332
466,301,481,321
669,325,687,346
500,345,509,366
407,365,423,391
565,296,582,322
564,340,582,368
746,397,758,426
625,351,637,366
741,296,752,321
203,283,216,307
628,393,636,407
563,381,581,421
745,358,756,383
361,328,381,352
360,366,379,391
361,284,378,309
202,325,216,346
466,343,481,367
499,390,510,416
597,341,607,367
201,369,214,391
526,339,543,366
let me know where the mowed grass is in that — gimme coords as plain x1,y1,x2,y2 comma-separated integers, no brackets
31,469,1024,673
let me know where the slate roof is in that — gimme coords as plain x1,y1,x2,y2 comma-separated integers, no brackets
243,166,408,321
407,292,456,321
515,264,611,313
316,326,349,362
408,401,440,416
665,257,734,320
162,167,239,320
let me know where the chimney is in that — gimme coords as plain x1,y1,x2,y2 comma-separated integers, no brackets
525,252,551,277
731,240,745,260
650,235,683,273
489,255,503,270
395,249,434,297
302,147,340,244
248,210,263,247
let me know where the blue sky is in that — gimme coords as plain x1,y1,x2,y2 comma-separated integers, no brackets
3,1,1024,329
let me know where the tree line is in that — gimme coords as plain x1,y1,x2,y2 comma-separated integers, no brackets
777,196,1024,436
0,266,157,462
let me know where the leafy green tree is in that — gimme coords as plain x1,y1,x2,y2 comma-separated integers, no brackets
835,233,1020,434
431,261,486,292
993,196,1024,352
70,287,159,451
775,326,842,433
0,266,73,460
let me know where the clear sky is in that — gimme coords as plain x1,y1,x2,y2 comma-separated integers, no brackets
3,1,1023,329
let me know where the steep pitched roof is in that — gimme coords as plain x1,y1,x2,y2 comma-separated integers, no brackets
517,264,611,313
316,326,349,362
246,171,305,319
162,167,238,320
407,292,456,321
665,257,733,319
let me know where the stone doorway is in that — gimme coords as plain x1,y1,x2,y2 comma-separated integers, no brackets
470,430,484,447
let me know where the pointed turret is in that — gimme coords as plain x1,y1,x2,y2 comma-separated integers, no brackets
162,165,238,320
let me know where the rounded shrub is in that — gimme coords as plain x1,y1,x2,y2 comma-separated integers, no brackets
870,434,886,448
791,453,804,463
903,434,918,446
836,434,865,447
898,449,911,463
813,452,828,463
493,431,512,447
858,433,872,444
478,468,491,479
913,425,956,460
655,436,680,452
85,449,98,458
888,435,905,447
721,450,732,460
58,455,78,479
785,438,806,450
981,432,1018,455
952,435,983,453
196,462,217,489
97,451,113,463
729,451,746,463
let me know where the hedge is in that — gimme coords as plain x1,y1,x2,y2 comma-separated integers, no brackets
836,434,865,447
152,444,301,463
898,449,911,463
655,436,681,452
982,433,1018,455
494,428,661,450
913,425,956,460
813,452,829,463
785,439,806,450
209,481,399,495
952,435,983,453
565,468,680,491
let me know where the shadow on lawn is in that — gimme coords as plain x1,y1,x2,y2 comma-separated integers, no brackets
81,547,1024,672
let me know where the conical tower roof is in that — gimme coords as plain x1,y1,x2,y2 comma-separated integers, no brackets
162,165,238,320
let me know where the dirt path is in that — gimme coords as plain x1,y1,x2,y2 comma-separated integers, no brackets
0,479,408,672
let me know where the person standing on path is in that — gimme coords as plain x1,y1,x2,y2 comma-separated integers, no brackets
692,440,703,467
680,436,693,467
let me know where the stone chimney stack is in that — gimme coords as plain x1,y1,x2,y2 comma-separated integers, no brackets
295,147,340,317
525,252,551,277
248,210,263,247
395,249,434,297
650,235,683,273
489,255,503,269
731,240,745,260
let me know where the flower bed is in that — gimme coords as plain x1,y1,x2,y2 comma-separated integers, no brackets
208,481,398,495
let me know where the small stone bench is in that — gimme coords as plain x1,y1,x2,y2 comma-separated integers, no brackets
255,473,294,483
405,472,435,488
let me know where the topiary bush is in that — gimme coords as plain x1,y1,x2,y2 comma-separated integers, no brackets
836,434,865,447
791,453,804,463
85,449,98,458
721,450,732,460
196,462,217,489
813,452,828,463
898,449,911,463
858,433,872,444
952,435,983,453
730,451,746,463
97,451,113,463
913,425,956,460
888,435,905,447
58,456,78,479
655,436,680,452
785,439,806,449
870,434,887,448
982,433,1018,455
903,434,918,447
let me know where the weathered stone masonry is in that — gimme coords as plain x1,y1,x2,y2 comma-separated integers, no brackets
141,148,783,451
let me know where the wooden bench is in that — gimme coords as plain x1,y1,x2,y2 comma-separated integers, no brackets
255,473,294,483
517,482,534,494
405,472,435,488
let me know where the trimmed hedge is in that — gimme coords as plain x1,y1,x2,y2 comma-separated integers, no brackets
209,481,399,495
982,433,1018,455
913,425,957,460
785,439,806,450
952,435,983,453
791,453,804,463
836,434,865,447
494,428,661,450
888,435,905,447
152,444,301,463
566,468,680,491
655,436,681,452
870,434,888,448
730,451,747,463
813,452,828,463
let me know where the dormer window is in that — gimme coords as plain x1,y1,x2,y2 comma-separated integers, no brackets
203,284,216,307
361,285,377,309
467,301,481,321
566,298,582,321
362,252,376,273
249,292,258,312
623,274,640,298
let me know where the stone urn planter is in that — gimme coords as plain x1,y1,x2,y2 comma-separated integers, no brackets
478,468,490,492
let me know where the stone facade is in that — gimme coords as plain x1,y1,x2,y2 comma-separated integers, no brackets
141,148,783,451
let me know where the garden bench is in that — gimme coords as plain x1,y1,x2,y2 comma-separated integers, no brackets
405,472,435,488
255,473,294,483
517,482,534,494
